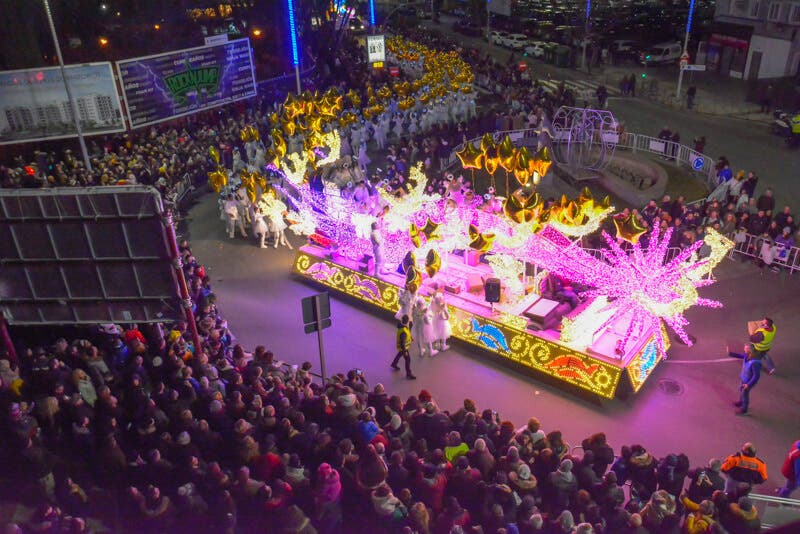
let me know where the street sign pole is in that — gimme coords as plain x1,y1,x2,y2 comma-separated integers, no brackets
676,0,696,99
313,295,328,384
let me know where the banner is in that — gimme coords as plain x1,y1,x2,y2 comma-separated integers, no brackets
0,63,125,145
366,35,386,64
117,37,257,129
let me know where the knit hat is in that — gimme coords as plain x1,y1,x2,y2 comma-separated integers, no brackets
474,438,487,452
418,389,433,402
530,513,543,529
176,432,190,446
575,523,594,534
709,458,722,473
784,227,792,235
518,463,532,480
559,458,573,472
699,500,715,515
531,430,546,443
338,393,356,407
558,510,574,529
389,413,402,430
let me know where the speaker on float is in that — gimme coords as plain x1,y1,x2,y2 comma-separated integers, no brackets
484,277,501,303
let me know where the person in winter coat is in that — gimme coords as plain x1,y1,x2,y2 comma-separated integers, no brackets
468,438,496,481
725,496,761,534
355,444,388,490
721,442,767,494
280,505,318,534
416,463,447,514
548,459,578,511
435,496,471,534
576,451,600,491
657,453,690,498
444,431,469,463
686,459,725,504
779,440,800,497
313,463,342,532
628,445,658,499
370,483,408,524
509,463,538,501
681,497,716,534
639,489,676,531
582,432,614,478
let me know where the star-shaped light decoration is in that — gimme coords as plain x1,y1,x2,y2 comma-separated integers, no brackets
468,224,496,253
503,189,543,224
613,213,648,244
456,142,483,170
379,163,441,233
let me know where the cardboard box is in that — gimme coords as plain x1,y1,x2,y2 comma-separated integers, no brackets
466,273,484,293
465,249,482,266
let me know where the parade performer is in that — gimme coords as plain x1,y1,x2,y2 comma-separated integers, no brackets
370,222,385,277
223,194,247,239
411,296,437,358
430,291,452,352
395,286,417,321
748,317,777,375
390,315,416,380
261,194,293,250
252,207,269,248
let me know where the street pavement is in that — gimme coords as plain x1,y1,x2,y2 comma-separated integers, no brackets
187,193,800,496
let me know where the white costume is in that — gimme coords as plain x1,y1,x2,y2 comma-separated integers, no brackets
223,197,247,238
430,292,452,351
395,288,416,321
261,196,293,249
411,296,437,357
252,209,269,248
370,224,384,276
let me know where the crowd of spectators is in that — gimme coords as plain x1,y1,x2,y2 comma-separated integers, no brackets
0,257,769,533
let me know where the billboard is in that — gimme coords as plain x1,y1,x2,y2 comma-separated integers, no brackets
117,37,257,129
366,35,386,64
0,63,125,145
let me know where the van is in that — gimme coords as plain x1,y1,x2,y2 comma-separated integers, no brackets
640,42,682,65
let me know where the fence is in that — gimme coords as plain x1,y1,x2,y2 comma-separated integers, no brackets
442,126,718,191
748,492,800,530
728,230,800,275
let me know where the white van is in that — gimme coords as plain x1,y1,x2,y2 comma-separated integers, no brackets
640,42,682,65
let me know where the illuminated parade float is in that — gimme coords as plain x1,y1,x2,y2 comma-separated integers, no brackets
210,38,733,399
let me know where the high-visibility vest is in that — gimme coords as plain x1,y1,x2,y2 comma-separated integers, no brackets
754,325,776,352
396,325,411,350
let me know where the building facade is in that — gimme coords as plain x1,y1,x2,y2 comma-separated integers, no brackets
713,0,800,79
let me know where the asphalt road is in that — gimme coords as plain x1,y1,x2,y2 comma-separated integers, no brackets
187,192,800,497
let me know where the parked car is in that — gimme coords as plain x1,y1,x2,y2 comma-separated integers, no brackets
453,19,483,37
524,41,546,58
504,33,529,50
640,42,682,65
490,30,509,45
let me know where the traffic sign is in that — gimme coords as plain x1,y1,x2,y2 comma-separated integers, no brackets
691,156,704,171
679,51,690,69
301,292,331,383
681,64,706,72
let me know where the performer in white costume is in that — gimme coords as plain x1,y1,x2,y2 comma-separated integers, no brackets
411,296,437,357
252,207,269,248
430,292,452,351
395,287,416,321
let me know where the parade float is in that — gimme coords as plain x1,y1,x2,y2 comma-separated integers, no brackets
209,39,733,399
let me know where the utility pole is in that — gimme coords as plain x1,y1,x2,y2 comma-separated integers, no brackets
675,0,697,99
486,0,491,48
42,0,92,171
582,0,591,72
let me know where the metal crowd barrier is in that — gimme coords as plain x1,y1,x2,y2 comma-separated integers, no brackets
441,127,717,191
729,231,800,274
747,492,800,530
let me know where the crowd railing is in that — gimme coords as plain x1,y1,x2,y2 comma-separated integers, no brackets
441,127,717,191
729,231,800,275
747,493,800,530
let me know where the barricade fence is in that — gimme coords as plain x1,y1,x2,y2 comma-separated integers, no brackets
441,127,717,191
729,230,800,274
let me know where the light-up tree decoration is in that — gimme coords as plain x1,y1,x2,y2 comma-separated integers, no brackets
528,225,732,354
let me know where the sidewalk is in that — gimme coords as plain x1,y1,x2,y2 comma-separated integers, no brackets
590,64,771,123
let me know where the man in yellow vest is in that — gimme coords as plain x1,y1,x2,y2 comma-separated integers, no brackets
391,315,416,380
749,317,777,375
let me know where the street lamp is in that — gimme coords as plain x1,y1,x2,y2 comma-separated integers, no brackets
42,0,91,171
675,0,696,100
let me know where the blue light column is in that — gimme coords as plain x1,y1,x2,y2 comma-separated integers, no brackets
675,0,697,99
369,0,376,29
287,0,301,93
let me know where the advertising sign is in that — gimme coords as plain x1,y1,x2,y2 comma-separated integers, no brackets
366,35,386,64
0,63,125,145
117,38,257,129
